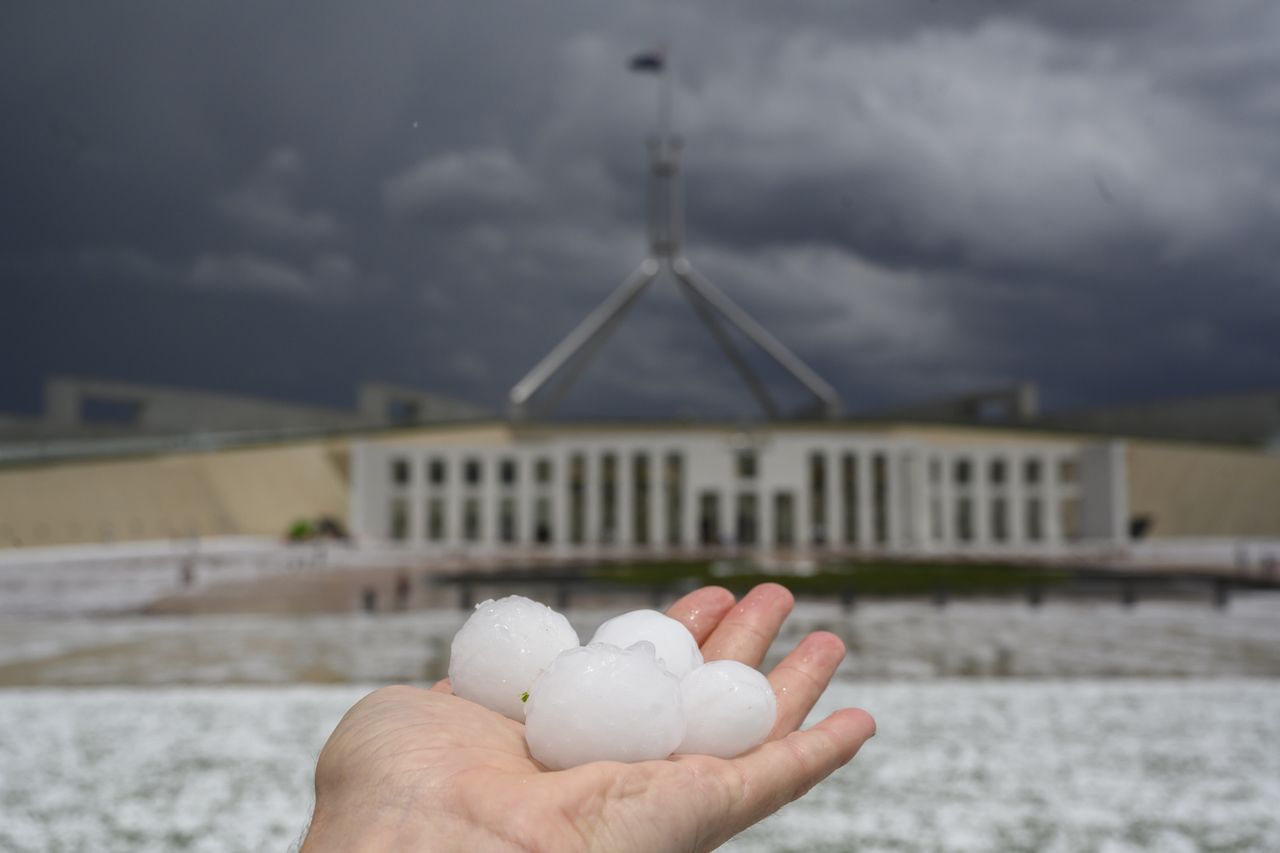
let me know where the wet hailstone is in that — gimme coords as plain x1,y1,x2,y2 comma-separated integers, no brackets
589,609,704,678
524,641,686,770
448,595,580,721
448,600,780,767
677,660,777,758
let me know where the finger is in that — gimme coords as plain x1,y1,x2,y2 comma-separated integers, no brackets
700,583,794,667
766,631,847,739
430,677,453,694
665,585,736,646
718,708,875,835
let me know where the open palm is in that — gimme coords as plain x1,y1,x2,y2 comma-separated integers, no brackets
302,585,875,853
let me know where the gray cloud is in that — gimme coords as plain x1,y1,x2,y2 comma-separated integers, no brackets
215,148,342,243
2,0,1277,419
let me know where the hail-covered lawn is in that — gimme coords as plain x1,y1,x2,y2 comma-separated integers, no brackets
1,681,1277,852
1,595,1278,851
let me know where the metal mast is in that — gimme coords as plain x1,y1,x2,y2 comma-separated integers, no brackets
508,52,842,420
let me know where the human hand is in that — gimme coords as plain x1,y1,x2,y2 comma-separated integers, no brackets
301,584,875,853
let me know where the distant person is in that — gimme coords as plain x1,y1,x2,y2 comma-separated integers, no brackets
301,584,875,852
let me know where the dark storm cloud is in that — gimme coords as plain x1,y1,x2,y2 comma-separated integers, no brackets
1,0,1277,419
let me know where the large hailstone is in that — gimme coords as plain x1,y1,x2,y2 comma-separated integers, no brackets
448,595,580,721
589,609,704,678
524,642,685,770
676,660,777,758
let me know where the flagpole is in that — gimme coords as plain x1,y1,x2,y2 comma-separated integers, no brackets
657,51,672,160
506,45,843,420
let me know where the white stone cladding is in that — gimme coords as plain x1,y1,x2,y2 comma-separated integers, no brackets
352,428,1108,558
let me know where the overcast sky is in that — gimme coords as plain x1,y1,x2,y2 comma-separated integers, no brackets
2,0,1278,420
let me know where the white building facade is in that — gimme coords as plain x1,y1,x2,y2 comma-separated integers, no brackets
350,427,1128,559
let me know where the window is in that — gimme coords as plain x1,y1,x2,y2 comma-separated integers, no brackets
774,491,794,547
535,497,552,545
841,453,858,544
389,498,409,541
427,498,446,541
809,451,827,544
535,457,553,484
954,458,972,485
1026,498,1043,542
633,452,649,546
698,491,720,546
665,452,683,547
1058,458,1077,485
989,459,1007,485
1024,458,1042,485
464,458,482,486
569,454,586,545
429,458,447,485
600,454,617,541
1061,498,1080,540
872,452,889,545
736,449,757,479
499,458,517,486
80,396,143,425
498,497,516,543
955,497,973,543
736,493,758,546
385,398,419,424
391,457,410,486
991,497,1008,542
463,497,481,542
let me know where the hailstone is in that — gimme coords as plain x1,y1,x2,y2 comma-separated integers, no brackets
677,660,777,758
589,609,704,678
524,641,685,770
448,595,580,721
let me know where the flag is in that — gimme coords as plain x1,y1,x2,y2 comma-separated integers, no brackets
629,50,665,73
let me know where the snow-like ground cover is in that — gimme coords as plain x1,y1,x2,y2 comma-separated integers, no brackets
1,680,1277,853
3,595,1279,685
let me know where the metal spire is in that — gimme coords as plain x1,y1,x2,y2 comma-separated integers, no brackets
508,52,842,421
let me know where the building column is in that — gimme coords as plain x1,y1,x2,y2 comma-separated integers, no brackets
349,441,372,540
856,447,873,550
408,450,426,545
445,451,463,548
720,476,735,551
650,450,666,554
551,446,569,553
884,449,903,552
937,451,954,549
1007,450,1026,551
823,449,839,552
480,451,498,551
616,448,632,550
905,449,929,551
583,451,599,553
683,467,701,553
972,450,990,551
516,452,533,548
1042,453,1062,548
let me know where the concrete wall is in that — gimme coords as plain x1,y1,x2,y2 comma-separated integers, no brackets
1127,441,1280,537
1045,391,1280,447
43,377,361,436
356,383,487,425
0,442,348,548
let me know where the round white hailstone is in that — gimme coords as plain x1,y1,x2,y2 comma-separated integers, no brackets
448,595,580,721
589,609,704,678
524,642,685,770
676,660,777,759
